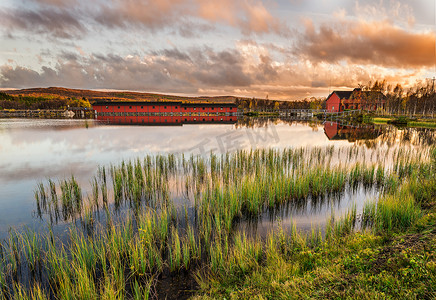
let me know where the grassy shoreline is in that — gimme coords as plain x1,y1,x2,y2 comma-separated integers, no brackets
194,150,436,299
194,209,436,299
369,115,436,129
0,147,435,299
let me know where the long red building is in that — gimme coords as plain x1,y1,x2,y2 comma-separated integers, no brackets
93,101,238,115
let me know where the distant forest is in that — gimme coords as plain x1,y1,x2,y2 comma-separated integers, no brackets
235,97,324,110
360,80,436,116
1,79,436,115
236,80,436,115
0,92,91,110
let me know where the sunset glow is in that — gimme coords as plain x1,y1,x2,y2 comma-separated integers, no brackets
1,0,435,99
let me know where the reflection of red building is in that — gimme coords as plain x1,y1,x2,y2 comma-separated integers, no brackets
326,88,386,112
93,101,238,115
97,115,238,126
324,122,382,142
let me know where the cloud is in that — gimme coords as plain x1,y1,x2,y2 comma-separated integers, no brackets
195,0,288,35
296,18,435,68
0,8,85,39
32,0,78,7
3,42,421,100
354,0,416,26
0,47,253,93
14,0,288,37
59,51,80,61
94,0,183,30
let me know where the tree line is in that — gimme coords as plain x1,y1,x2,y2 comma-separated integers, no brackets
0,92,92,110
235,79,436,116
359,80,436,116
2,79,436,116
235,97,324,110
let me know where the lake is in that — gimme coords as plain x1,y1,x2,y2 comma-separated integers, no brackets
0,117,433,241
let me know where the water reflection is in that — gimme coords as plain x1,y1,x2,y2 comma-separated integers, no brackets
97,115,238,125
324,122,383,141
321,121,436,148
0,118,435,240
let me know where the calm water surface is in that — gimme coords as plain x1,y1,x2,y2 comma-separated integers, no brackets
0,118,433,240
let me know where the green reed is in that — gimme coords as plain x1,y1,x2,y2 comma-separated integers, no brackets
362,188,421,233
90,177,99,208
169,225,182,272
20,229,42,272
0,261,5,299
0,145,431,298
132,279,152,300
6,229,20,276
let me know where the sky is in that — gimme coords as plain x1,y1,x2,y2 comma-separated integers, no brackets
0,0,435,100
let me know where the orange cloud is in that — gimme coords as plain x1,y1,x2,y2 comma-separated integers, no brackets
94,0,287,35
4,44,419,100
297,19,435,68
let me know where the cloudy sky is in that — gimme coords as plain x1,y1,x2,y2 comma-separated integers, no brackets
0,0,435,99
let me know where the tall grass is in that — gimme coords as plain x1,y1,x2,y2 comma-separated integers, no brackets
0,146,432,298
0,259,5,299
20,229,42,272
362,189,421,233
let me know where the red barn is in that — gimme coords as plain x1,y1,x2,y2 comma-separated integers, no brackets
325,91,353,112
326,88,386,112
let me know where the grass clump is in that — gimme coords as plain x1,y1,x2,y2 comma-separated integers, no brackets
193,148,436,299
194,211,436,300
363,189,422,234
0,146,434,299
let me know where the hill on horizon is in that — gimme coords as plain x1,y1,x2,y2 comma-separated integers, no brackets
2,87,243,104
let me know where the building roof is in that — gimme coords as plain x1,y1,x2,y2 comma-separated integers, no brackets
94,101,181,106
326,90,353,101
327,89,386,101
333,91,353,99
182,103,236,107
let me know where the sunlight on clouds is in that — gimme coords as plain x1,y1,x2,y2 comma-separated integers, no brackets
0,0,434,99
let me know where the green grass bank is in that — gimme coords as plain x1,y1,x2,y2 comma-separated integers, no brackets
0,147,434,299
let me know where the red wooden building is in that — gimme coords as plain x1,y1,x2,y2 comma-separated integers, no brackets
326,88,386,112
325,91,353,112
93,101,238,115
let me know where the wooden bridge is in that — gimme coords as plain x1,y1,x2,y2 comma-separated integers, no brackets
0,109,73,118
0,107,93,118
242,108,361,119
